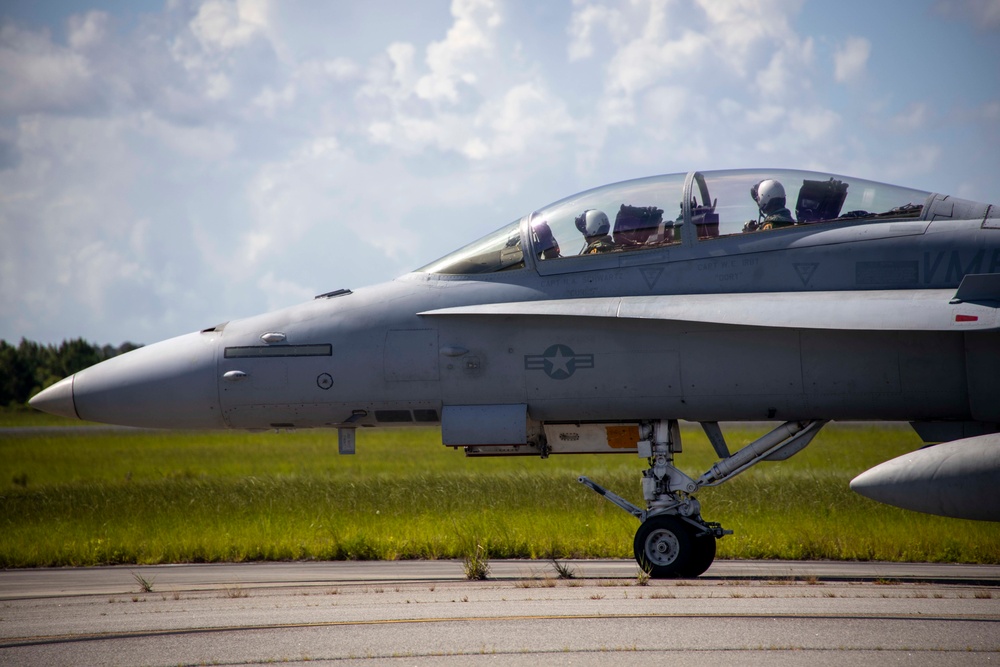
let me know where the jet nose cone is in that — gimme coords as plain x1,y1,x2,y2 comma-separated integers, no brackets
68,331,226,429
28,375,79,420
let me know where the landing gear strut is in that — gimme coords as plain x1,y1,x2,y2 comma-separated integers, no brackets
580,419,826,578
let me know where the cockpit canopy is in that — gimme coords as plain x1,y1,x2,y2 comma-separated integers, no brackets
418,168,933,275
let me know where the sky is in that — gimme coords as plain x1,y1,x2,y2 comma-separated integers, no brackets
1,0,998,346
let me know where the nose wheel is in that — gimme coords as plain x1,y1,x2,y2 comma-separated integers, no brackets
634,514,717,578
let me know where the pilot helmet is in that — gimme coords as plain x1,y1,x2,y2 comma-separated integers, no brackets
576,209,610,238
532,220,560,258
752,179,786,215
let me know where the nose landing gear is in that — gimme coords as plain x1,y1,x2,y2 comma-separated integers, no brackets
578,417,725,578
580,419,826,578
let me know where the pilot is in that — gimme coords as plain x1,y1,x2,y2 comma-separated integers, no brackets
575,209,615,254
748,179,795,231
532,220,561,259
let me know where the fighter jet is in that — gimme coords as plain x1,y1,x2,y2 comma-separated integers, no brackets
30,167,1000,577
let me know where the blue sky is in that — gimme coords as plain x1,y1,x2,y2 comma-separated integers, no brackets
1,0,998,345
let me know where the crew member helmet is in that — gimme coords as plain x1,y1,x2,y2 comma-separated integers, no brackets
532,220,560,258
576,209,610,238
752,179,786,215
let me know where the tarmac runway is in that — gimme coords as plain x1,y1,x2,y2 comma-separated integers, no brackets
2,560,998,666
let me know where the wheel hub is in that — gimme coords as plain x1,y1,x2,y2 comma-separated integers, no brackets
646,528,680,565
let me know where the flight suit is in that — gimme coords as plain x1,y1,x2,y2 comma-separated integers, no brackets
760,208,795,231
584,235,616,254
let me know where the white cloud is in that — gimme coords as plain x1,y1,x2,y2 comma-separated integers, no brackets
566,2,619,62
471,81,576,159
695,0,803,76
252,82,296,116
366,112,470,156
189,0,270,53
170,0,281,103
387,41,418,91
881,144,944,183
415,0,502,103
204,71,232,100
745,104,786,126
357,0,575,168
607,28,711,100
568,0,816,134
322,57,361,81
68,11,110,50
0,112,173,341
788,107,840,141
890,102,929,132
752,106,840,155
753,38,812,100
241,135,423,271
638,86,691,141
256,271,314,311
934,0,1000,31
833,36,870,84
72,239,152,315
136,112,238,160
0,24,93,114
981,100,1000,120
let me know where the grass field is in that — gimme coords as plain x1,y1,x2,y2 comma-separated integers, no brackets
2,412,998,568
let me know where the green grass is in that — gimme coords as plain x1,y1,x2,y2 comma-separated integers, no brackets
0,404,101,428
1,411,998,567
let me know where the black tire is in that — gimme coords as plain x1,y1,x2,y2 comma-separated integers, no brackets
678,531,716,578
633,514,693,579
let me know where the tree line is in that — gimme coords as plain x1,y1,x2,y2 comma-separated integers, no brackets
0,338,142,406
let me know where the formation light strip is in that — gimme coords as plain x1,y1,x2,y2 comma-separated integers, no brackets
224,344,332,358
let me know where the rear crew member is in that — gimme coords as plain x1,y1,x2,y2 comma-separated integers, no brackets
576,209,615,253
746,179,795,231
